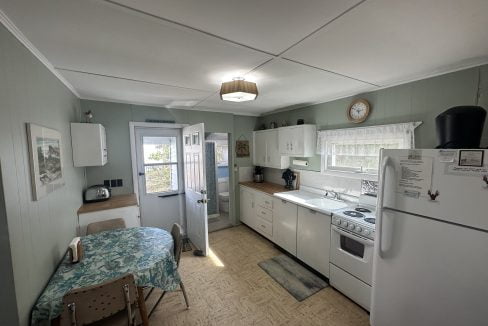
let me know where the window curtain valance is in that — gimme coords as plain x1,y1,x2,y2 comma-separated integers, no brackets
317,122,421,155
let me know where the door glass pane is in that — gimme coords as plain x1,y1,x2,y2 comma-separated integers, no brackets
145,164,178,194
340,235,365,258
143,136,177,163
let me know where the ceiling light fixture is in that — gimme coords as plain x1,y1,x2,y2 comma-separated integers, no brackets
220,77,258,102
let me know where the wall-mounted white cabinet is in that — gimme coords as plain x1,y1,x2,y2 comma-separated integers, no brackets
253,129,289,169
71,123,107,167
297,206,331,277
278,124,316,157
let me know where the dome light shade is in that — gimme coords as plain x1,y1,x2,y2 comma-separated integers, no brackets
220,79,258,102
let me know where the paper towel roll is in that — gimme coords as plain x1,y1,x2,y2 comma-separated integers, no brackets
293,160,309,167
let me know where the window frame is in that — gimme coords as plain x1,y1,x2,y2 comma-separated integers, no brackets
140,130,184,197
319,122,420,179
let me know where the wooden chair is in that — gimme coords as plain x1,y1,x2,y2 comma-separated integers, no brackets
147,223,189,317
59,274,142,326
86,218,126,235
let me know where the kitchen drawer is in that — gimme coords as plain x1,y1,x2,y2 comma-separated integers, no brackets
256,206,273,223
255,217,273,237
256,194,273,210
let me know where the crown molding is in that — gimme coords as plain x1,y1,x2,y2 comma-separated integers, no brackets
0,9,80,98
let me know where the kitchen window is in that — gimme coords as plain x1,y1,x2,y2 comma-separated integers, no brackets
317,122,420,175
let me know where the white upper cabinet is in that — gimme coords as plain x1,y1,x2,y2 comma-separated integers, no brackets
253,129,289,169
71,123,108,167
278,125,317,157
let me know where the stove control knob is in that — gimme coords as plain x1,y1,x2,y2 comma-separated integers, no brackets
356,227,362,232
348,224,355,230
343,221,348,227
337,219,342,225
363,229,370,236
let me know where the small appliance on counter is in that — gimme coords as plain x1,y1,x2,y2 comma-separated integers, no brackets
253,166,264,183
435,106,486,148
83,185,111,203
282,168,296,189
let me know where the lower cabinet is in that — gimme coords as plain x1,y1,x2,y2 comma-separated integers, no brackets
240,186,331,278
297,206,331,277
78,205,140,236
240,186,255,227
239,186,273,240
273,198,298,255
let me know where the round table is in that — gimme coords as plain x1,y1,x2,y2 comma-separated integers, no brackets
31,227,181,325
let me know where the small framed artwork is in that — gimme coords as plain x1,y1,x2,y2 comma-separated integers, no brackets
236,140,250,158
458,150,484,167
27,123,65,200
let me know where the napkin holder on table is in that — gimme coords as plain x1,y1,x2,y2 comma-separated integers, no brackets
68,237,84,264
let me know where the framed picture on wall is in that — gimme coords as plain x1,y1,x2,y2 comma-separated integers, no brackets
26,123,65,201
236,140,250,157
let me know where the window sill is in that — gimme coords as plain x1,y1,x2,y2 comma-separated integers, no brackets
320,169,378,181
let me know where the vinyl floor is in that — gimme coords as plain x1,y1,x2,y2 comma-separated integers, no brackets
146,225,370,326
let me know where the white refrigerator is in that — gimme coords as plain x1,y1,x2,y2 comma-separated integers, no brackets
371,149,488,326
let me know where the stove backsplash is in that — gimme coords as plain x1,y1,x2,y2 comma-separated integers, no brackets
361,180,378,197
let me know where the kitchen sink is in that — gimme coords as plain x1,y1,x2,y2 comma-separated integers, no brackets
305,198,349,211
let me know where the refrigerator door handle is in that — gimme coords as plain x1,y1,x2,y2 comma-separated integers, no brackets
377,155,392,258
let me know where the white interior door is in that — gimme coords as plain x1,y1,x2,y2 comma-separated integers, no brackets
183,123,209,256
135,127,184,230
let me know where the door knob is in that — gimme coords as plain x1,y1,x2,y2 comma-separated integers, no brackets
197,199,208,204
138,172,145,176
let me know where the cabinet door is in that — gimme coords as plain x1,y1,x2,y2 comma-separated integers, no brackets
273,198,298,255
253,132,267,166
265,130,279,167
240,187,255,227
297,206,331,277
278,128,291,155
290,127,304,156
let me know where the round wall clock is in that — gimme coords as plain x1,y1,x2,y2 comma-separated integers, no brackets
347,99,371,123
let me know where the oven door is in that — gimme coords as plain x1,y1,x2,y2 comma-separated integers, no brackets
330,225,374,285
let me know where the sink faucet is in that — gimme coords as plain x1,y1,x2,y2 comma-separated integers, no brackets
325,190,340,200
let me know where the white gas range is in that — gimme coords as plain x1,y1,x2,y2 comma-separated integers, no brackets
329,194,376,311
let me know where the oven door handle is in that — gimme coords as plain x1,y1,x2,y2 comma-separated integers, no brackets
332,225,374,246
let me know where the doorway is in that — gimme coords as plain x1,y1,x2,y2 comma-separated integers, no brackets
133,126,185,230
205,133,232,232
130,122,210,256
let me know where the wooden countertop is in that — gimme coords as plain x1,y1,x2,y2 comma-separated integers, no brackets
239,181,291,195
78,194,138,214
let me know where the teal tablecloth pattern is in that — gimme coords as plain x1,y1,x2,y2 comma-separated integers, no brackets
31,227,181,325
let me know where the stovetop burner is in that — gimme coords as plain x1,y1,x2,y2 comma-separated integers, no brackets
355,207,372,213
364,217,376,224
343,211,365,218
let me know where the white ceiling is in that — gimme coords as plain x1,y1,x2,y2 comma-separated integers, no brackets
1,0,487,116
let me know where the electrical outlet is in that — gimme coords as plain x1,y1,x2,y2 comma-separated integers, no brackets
117,179,123,187
103,180,110,187
110,179,117,187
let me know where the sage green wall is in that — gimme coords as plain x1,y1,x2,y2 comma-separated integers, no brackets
258,65,488,171
82,100,256,224
0,25,85,325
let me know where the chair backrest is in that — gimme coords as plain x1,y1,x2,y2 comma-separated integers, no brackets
171,223,183,267
59,274,138,326
86,218,126,235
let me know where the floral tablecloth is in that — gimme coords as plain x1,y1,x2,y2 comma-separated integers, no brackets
31,227,181,325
